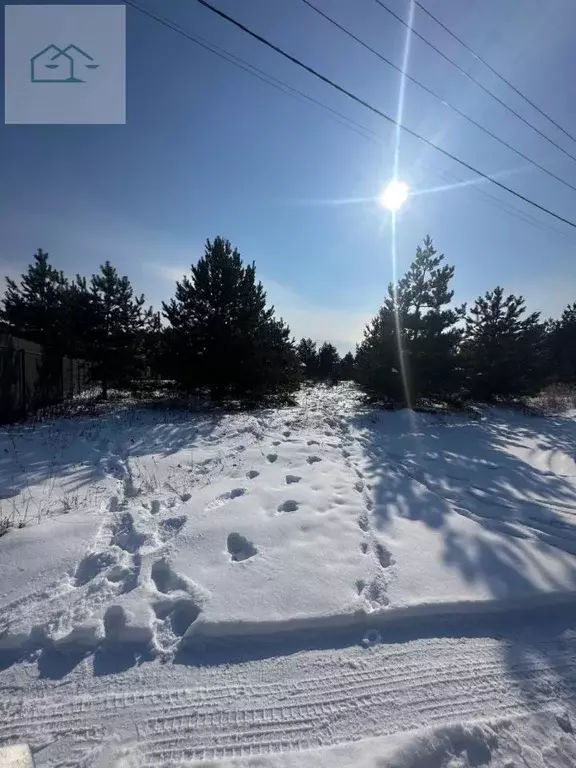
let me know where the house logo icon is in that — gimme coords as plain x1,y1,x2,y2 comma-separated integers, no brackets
30,44,99,83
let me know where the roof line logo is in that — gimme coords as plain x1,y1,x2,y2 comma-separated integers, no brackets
30,43,99,83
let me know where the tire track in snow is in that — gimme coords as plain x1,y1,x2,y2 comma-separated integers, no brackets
3,629,576,764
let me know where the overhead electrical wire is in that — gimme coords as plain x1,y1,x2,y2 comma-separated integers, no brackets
298,0,576,196
185,0,576,229
371,0,576,166
124,0,377,143
124,0,576,236
412,0,576,148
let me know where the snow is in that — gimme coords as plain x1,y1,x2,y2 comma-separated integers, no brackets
187,712,576,767
2,384,576,765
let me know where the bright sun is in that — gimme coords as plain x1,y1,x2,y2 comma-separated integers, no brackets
379,180,410,212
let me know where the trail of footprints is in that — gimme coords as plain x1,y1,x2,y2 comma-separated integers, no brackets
31,419,391,656
331,415,395,611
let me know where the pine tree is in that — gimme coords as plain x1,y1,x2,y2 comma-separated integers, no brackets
355,303,404,402
89,261,151,399
463,287,547,400
142,311,164,379
1,249,68,349
340,351,356,380
317,342,341,382
1,250,73,402
548,303,576,384
356,236,464,404
163,237,299,401
297,338,319,379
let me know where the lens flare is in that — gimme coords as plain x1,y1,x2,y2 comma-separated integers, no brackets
379,180,410,212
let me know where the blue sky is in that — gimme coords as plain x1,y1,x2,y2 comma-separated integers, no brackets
2,0,576,352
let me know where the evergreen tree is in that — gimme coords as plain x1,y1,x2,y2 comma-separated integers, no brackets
463,287,547,400
355,303,404,401
142,311,164,379
1,249,68,349
317,342,341,382
89,261,151,399
548,303,576,384
1,250,74,402
163,236,299,401
60,276,94,360
356,236,464,404
340,351,356,380
297,337,318,379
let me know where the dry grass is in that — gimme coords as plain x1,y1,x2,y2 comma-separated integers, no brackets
528,384,576,415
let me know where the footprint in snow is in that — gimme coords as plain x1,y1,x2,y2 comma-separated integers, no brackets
307,456,321,465
110,511,147,554
277,499,299,513
152,597,200,637
363,580,390,608
160,515,187,540
227,532,258,562
205,487,247,511
267,453,278,463
103,605,128,643
375,542,393,569
286,475,301,485
307,440,319,446
272,441,281,446
74,550,118,587
358,514,369,532
282,430,291,438
246,470,260,479
123,476,139,499
151,559,190,593
150,560,206,641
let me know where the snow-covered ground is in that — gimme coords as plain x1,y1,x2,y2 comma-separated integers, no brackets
2,384,576,766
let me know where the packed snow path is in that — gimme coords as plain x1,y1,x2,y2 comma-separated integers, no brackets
2,385,576,766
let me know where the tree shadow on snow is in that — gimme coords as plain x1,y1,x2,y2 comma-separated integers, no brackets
352,406,576,587
0,405,226,501
351,404,576,710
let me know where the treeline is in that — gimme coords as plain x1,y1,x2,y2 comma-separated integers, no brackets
2,235,575,406
356,235,575,405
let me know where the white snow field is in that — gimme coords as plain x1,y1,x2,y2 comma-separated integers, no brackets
2,384,576,766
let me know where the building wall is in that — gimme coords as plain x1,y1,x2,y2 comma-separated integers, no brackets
0,332,89,423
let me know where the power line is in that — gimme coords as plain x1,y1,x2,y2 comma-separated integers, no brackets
412,0,576,148
124,0,379,143
125,0,571,242
298,0,576,197
430,167,570,240
371,0,576,166
187,0,576,229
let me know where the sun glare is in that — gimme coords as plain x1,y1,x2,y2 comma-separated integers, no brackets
380,180,410,212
